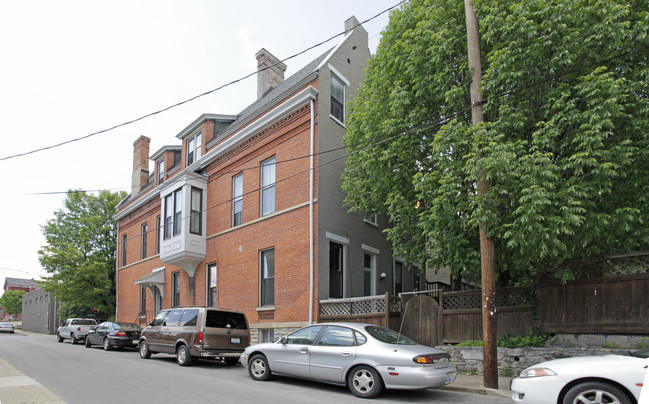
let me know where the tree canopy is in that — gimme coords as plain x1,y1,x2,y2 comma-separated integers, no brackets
38,190,126,316
342,0,649,284
0,290,27,316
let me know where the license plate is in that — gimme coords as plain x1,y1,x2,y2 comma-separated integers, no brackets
132,340,138,344
231,337,241,344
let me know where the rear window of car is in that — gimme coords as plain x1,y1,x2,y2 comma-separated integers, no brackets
114,322,142,331
364,325,417,345
205,311,247,329
71,320,97,325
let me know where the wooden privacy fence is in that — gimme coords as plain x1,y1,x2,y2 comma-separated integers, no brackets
318,293,402,331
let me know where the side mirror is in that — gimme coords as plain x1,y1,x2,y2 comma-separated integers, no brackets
279,336,288,344
90,326,97,331
148,320,154,326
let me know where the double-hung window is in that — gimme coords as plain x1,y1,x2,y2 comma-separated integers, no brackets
172,271,180,307
260,249,275,307
261,157,276,216
140,286,146,315
157,159,164,185
233,173,243,226
155,216,161,254
207,263,217,307
164,188,183,240
141,223,148,260
331,74,345,123
187,131,202,166
121,234,127,267
190,187,202,235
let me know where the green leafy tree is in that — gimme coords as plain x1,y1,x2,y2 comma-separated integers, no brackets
0,290,27,316
38,190,126,316
342,0,649,283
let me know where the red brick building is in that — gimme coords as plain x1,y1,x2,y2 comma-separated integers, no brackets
2,277,36,321
114,17,423,342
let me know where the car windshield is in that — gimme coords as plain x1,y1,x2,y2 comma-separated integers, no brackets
630,348,649,358
364,325,417,345
114,322,142,331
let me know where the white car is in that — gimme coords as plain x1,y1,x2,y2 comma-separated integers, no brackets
0,322,15,333
510,352,648,404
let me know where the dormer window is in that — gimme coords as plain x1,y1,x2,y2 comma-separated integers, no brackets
187,131,202,166
157,159,165,185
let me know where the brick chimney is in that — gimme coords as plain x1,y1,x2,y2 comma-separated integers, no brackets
131,136,150,195
256,48,287,99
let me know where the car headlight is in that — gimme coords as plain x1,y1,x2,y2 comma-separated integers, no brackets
519,368,557,378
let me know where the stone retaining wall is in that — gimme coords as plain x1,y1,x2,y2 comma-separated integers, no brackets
438,346,630,377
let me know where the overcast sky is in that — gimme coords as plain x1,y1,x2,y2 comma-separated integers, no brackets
0,0,400,294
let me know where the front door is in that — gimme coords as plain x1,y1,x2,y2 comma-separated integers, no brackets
269,325,323,377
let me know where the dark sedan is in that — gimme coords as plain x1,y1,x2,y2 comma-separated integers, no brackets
85,322,142,351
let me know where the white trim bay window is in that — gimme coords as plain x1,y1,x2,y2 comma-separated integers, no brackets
261,157,276,216
260,249,275,307
187,131,202,166
190,187,202,235
164,188,182,240
233,173,243,226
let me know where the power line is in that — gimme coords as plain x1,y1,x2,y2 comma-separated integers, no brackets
0,1,405,163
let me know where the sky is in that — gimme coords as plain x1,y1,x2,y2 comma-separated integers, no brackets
0,0,401,295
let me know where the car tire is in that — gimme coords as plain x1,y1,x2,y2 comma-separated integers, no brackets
85,337,91,348
103,338,113,351
348,365,384,399
176,345,192,366
139,341,151,359
563,381,632,404
57,333,63,343
71,333,78,345
248,354,271,381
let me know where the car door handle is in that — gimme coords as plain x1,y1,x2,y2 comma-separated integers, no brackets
299,348,309,354
341,352,352,357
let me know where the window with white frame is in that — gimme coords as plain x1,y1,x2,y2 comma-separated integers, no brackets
364,213,377,225
207,263,217,307
331,74,345,123
163,188,183,240
393,261,403,295
363,252,377,296
190,187,202,235
233,173,243,226
261,157,276,216
141,223,148,260
187,131,202,166
260,329,275,343
260,249,274,307
157,159,164,185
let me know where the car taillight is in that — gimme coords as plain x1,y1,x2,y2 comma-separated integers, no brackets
77,327,81,331
198,331,203,345
413,353,450,364
114,332,127,337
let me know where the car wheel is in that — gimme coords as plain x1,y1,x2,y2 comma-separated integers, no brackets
248,354,271,381
85,337,91,348
57,333,63,343
224,357,239,366
139,341,151,359
563,381,632,404
71,333,78,344
103,338,113,351
176,345,192,366
348,365,384,399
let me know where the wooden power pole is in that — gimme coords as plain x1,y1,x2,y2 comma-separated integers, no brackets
464,0,498,389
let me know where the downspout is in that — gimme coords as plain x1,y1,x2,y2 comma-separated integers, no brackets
309,99,315,324
115,222,119,321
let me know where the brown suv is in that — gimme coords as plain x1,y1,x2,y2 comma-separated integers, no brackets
139,307,250,366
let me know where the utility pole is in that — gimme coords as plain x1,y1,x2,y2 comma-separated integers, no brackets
464,0,498,389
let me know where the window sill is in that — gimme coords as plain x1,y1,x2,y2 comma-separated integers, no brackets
256,306,275,312
329,115,346,128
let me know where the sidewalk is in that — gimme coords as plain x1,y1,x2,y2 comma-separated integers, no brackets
3,330,510,403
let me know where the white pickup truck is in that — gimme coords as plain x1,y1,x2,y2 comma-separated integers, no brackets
56,318,98,344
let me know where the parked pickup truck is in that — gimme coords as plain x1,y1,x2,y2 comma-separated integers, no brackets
57,318,98,344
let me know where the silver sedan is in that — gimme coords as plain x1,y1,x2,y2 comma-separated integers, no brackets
240,322,457,398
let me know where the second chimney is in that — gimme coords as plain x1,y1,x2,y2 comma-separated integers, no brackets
131,135,150,195
256,48,287,99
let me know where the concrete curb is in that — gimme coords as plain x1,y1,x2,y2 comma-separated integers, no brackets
0,358,66,404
